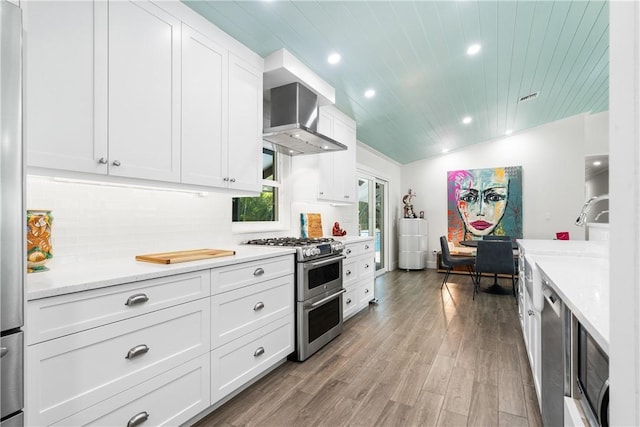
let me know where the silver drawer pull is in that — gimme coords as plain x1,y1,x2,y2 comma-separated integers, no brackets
127,411,149,427
346,249,352,255
346,298,352,304
125,344,150,359
364,244,370,249
253,302,265,311
125,293,149,306
364,264,370,269
346,270,352,276
0,347,7,358
112,160,121,167
365,288,370,294
98,157,108,164
254,347,265,357
253,267,265,276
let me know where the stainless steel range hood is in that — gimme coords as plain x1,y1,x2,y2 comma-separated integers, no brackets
263,83,347,155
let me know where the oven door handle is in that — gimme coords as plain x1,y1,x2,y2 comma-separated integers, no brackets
304,289,346,309
303,255,346,269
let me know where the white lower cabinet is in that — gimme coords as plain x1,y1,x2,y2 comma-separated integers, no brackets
26,253,295,426
27,298,211,426
342,239,375,320
211,316,294,404
523,289,542,400
55,353,211,427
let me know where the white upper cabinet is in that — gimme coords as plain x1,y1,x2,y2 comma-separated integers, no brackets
25,0,263,192
317,105,356,203
227,53,262,193
181,24,228,187
24,1,108,174
108,1,181,182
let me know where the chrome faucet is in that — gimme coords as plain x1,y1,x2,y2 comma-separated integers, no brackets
594,210,609,222
575,194,609,226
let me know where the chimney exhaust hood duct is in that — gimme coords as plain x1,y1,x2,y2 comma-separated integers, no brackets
263,82,347,155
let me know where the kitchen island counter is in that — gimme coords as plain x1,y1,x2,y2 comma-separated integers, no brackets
27,245,295,300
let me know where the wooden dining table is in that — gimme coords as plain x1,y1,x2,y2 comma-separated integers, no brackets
450,241,519,295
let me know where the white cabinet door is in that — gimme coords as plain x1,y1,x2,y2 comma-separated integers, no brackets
24,0,108,174
181,23,228,187
317,106,356,203
108,0,181,182
227,53,262,193
332,116,357,202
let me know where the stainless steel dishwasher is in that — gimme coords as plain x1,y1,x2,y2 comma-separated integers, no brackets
541,277,564,426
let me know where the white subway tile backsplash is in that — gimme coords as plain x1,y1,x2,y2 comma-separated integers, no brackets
27,176,234,263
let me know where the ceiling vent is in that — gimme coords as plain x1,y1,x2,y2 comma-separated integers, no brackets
518,91,540,103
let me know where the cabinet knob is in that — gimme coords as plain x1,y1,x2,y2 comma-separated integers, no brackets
230,178,236,183
527,310,535,316
344,195,350,199
254,347,265,357
0,347,7,358
364,244,370,250
346,270,351,276
125,293,149,307
365,288,369,294
346,249,352,255
127,411,149,427
364,264,370,269
223,177,229,182
346,298,352,304
98,157,108,164
112,160,121,167
125,344,150,359
253,267,265,276
253,301,265,311
319,191,324,195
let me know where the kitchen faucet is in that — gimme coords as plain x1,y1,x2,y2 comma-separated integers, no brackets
575,194,609,226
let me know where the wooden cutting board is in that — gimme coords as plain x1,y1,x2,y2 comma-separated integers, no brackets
135,249,236,264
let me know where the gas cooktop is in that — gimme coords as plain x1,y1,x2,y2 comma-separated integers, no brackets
245,237,344,261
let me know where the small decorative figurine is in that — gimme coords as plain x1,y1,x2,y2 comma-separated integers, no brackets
332,221,347,236
403,189,417,218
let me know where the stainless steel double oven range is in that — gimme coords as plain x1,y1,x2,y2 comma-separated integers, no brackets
246,237,345,361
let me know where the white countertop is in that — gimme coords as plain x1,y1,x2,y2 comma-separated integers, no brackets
535,255,609,354
517,238,608,257
27,245,295,301
333,235,375,244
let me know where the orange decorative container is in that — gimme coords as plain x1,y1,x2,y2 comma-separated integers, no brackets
26,210,53,273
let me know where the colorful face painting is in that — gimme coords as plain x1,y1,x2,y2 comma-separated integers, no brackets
447,166,523,243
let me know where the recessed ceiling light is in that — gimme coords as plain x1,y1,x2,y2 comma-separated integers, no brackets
364,89,376,98
466,43,481,55
593,161,602,166
442,148,449,154
505,129,513,135
462,116,472,125
327,53,341,65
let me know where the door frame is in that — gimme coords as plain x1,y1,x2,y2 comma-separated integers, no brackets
357,167,390,277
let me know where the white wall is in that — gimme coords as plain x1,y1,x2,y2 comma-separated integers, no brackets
401,113,607,268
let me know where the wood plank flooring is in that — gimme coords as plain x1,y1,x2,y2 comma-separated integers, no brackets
195,269,543,427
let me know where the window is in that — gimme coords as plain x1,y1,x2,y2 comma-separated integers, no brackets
232,148,279,222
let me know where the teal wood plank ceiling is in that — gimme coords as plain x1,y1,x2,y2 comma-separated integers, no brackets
184,0,609,165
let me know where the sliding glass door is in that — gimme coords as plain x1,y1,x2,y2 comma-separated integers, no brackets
358,174,388,273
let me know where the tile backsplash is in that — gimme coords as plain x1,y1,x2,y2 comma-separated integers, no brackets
27,176,234,264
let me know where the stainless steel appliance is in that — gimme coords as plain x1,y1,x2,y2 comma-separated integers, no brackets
541,279,564,427
0,2,24,425
262,82,348,155
246,237,345,361
574,321,609,427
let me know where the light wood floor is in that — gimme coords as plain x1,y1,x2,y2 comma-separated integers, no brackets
195,269,543,427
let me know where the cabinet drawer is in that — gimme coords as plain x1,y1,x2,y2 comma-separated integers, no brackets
343,258,358,285
28,270,211,344
211,315,293,404
27,299,210,426
358,257,374,278
54,353,210,427
343,240,374,259
342,286,359,320
211,255,294,295
211,275,294,348
358,280,374,307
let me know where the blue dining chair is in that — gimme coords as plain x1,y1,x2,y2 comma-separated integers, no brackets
474,240,517,297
